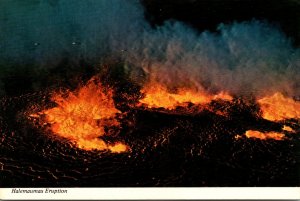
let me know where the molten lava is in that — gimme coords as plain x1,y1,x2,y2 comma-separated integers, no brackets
245,130,285,141
139,83,232,110
258,92,300,121
35,78,128,153
282,125,295,133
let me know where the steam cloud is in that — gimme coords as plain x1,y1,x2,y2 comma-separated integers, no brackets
126,20,300,97
0,0,299,97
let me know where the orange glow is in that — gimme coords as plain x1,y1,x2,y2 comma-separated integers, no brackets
234,135,242,140
108,142,129,153
258,92,300,121
282,125,295,133
245,130,285,140
139,83,232,110
35,78,128,153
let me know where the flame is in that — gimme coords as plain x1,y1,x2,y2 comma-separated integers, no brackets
245,130,285,140
257,92,300,121
139,83,232,110
35,78,128,153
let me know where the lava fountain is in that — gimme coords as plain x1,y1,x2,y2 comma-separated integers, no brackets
257,92,300,121
32,77,128,153
138,83,233,110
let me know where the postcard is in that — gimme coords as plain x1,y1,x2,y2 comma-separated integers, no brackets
0,0,299,200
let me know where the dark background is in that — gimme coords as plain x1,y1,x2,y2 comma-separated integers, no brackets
142,0,300,46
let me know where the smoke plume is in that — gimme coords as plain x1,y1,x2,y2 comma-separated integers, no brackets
125,20,300,97
0,0,299,97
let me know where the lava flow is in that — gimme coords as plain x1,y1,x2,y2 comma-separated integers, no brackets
30,76,300,150
32,78,128,153
257,92,300,121
245,130,285,141
138,83,232,110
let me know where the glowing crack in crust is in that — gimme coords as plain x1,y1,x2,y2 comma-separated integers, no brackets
245,130,285,141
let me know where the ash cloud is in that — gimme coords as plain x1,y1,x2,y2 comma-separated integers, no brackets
0,0,299,97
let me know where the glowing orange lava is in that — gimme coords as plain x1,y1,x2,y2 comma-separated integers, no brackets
282,125,295,133
35,78,128,153
139,83,232,110
258,92,300,121
245,130,285,140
